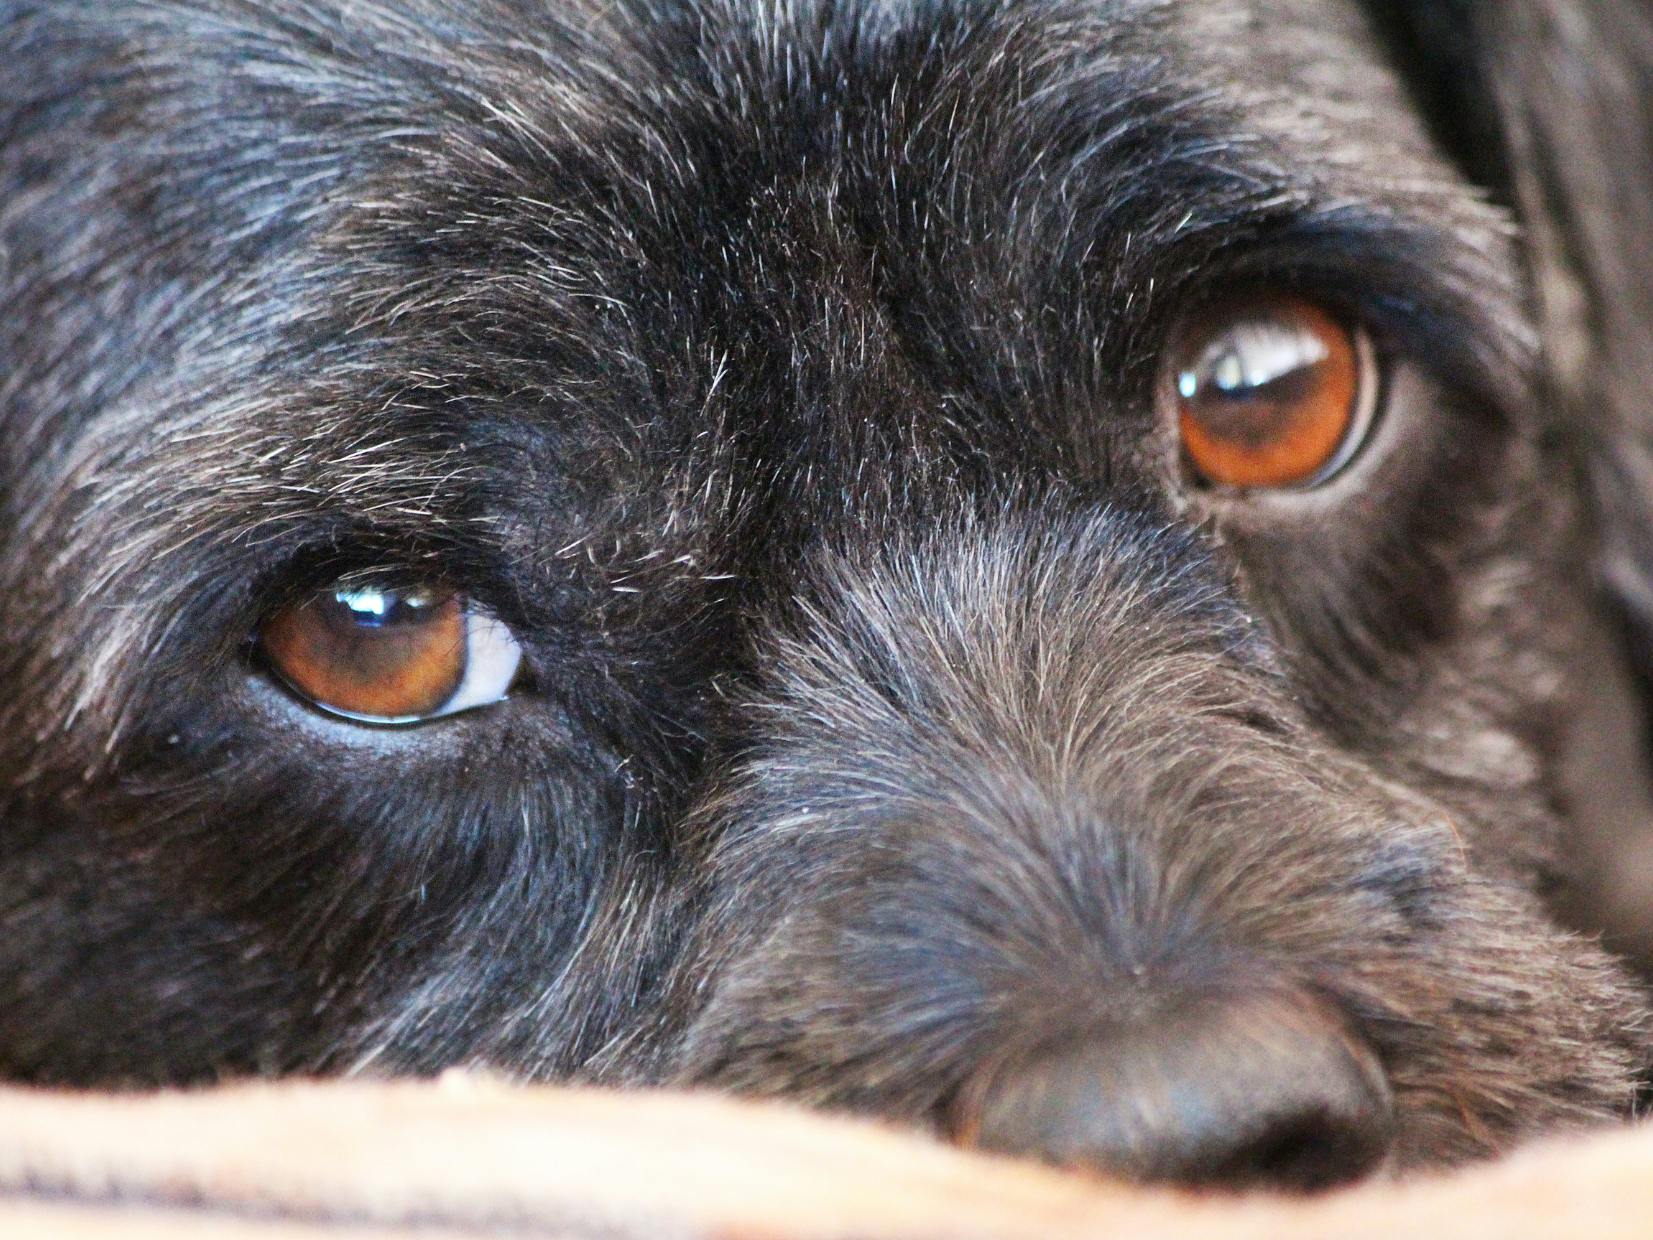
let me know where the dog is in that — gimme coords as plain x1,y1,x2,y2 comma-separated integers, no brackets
5,0,1653,1193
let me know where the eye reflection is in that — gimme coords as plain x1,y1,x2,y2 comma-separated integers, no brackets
258,584,523,725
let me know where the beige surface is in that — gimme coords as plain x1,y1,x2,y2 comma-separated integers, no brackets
0,1076,1647,1239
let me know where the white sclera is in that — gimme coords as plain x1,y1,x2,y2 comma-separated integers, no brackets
440,611,524,717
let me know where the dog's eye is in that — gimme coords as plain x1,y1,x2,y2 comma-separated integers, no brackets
1171,296,1376,491
258,585,523,725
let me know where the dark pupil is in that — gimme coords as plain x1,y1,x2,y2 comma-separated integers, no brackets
327,588,439,631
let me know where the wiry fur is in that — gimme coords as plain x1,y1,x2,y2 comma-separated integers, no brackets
670,511,1644,1167
2,0,1652,1180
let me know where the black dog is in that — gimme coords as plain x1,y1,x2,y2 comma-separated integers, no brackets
4,0,1653,1192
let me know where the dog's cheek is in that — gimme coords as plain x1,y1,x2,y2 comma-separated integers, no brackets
1371,887,1649,1166
21,691,669,1077
0,803,312,1085
1217,383,1523,726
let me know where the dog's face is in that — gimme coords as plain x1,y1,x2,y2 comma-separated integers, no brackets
2,0,1650,1191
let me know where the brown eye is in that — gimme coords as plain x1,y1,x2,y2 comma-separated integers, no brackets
259,585,523,724
1171,295,1376,491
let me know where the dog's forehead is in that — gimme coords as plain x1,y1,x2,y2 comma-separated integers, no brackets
334,0,1511,381
234,0,1517,586
433,0,1511,373
2,0,1534,729
598,0,1465,197
1164,0,1453,166
343,0,1514,457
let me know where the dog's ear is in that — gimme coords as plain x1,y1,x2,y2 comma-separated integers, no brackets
1364,1,1653,658
1360,1,1653,958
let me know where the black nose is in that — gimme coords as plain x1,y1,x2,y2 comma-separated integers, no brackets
952,987,1394,1192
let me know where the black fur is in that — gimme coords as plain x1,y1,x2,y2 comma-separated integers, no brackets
3,0,1652,1183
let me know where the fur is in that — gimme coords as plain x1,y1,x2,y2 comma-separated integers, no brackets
3,0,1653,1183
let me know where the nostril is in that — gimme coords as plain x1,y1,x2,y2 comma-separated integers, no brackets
1244,1120,1332,1183
950,986,1394,1192
1204,1107,1385,1192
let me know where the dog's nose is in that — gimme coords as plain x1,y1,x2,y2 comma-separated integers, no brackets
952,987,1394,1192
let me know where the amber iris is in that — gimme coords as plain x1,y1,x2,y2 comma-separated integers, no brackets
260,587,466,721
1174,296,1366,490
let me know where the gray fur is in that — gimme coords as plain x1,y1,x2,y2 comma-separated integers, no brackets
2,0,1651,1185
